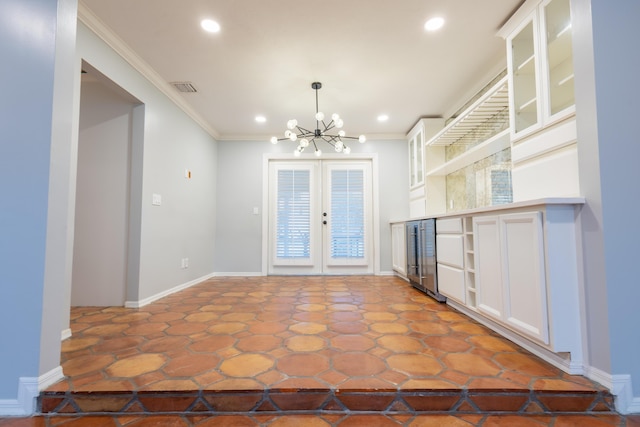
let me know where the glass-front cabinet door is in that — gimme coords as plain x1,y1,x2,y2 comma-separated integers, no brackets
542,0,575,119
504,0,575,142
408,128,424,188
509,17,540,137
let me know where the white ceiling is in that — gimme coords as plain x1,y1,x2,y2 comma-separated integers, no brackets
79,0,523,141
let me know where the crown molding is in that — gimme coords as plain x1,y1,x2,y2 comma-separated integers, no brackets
218,133,406,142
77,1,220,140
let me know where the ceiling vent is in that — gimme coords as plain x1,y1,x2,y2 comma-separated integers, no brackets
170,82,198,93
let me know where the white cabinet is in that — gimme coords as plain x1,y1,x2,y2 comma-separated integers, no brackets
391,222,406,276
500,0,580,202
436,218,465,303
501,0,575,142
474,212,548,345
406,119,445,218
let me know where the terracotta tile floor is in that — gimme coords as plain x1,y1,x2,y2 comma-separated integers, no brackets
30,276,622,421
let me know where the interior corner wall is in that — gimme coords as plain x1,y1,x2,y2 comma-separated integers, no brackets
214,139,408,274
76,22,218,304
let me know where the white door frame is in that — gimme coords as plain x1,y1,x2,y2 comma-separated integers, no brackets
262,153,380,276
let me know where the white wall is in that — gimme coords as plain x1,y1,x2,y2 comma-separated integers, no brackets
71,78,138,306
214,139,408,274
76,22,219,303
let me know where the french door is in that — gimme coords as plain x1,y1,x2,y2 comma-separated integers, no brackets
268,159,373,275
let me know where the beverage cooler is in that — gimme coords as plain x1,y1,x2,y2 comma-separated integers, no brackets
406,219,446,302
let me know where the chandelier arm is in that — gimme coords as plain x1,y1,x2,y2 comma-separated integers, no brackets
321,136,337,147
322,120,336,132
270,82,363,154
295,126,314,136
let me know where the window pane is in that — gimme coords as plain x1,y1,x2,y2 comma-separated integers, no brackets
331,169,364,259
276,169,310,259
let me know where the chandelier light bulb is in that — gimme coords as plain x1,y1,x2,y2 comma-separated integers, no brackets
294,149,301,157
315,149,322,157
270,136,278,144
359,135,366,143
315,112,325,121
332,113,340,121
287,119,297,130
338,130,346,137
344,146,351,154
284,130,291,138
335,119,344,128
300,138,309,148
289,133,297,141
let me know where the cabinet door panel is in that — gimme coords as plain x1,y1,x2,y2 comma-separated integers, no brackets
473,217,503,320
437,264,465,303
436,218,463,234
436,235,464,268
500,212,549,344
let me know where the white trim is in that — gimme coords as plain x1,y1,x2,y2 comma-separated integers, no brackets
61,328,72,341
38,366,64,391
378,270,396,276
447,299,586,375
77,3,219,140
0,377,38,416
211,272,265,277
125,272,216,308
610,374,640,414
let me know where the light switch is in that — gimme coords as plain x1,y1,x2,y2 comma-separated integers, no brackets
152,194,162,206
253,207,259,215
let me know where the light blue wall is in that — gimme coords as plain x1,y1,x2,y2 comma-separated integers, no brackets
77,23,219,303
589,0,640,399
214,139,409,274
0,0,59,397
573,0,640,409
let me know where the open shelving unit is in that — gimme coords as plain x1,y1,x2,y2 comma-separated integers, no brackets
423,75,511,215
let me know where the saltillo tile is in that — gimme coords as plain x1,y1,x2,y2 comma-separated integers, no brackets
334,392,396,411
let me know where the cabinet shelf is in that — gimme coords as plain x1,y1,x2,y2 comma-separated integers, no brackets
426,129,510,177
518,97,537,112
426,76,509,147
516,54,535,73
557,73,574,86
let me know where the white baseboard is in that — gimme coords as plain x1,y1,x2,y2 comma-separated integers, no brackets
125,272,217,308
610,374,640,414
447,300,586,376
211,272,265,277
0,377,38,416
39,366,64,391
378,270,396,276
61,328,72,341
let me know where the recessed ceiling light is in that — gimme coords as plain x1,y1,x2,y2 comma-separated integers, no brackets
424,17,445,32
377,114,389,122
201,19,220,33
255,115,267,123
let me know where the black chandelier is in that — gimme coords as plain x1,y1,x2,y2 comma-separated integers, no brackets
270,82,366,156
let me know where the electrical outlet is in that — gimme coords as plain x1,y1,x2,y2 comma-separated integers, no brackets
180,258,189,269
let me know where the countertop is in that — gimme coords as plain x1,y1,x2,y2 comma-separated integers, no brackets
390,197,585,223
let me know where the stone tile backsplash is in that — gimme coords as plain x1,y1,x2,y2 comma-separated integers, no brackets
446,148,513,212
